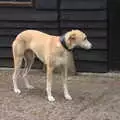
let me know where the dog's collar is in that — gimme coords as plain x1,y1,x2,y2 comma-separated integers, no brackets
60,35,72,51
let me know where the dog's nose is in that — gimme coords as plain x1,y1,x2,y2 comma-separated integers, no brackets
87,42,92,49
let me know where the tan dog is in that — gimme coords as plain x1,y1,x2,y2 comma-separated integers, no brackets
12,29,92,101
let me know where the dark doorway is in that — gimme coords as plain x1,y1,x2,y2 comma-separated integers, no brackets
108,0,120,70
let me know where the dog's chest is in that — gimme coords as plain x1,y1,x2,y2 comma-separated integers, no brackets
54,52,66,66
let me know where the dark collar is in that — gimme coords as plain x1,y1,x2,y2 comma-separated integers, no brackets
60,35,72,51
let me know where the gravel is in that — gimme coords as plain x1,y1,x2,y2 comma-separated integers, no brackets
0,69,120,120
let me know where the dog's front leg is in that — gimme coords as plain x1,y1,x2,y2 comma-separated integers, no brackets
62,55,72,100
46,65,55,102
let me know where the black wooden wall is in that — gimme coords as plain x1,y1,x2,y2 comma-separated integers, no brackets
0,0,108,72
108,0,120,71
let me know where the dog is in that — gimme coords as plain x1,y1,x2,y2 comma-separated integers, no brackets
12,29,92,101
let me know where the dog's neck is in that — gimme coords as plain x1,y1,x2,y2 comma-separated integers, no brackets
59,35,72,52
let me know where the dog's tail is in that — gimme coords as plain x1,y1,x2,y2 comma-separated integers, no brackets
12,37,26,69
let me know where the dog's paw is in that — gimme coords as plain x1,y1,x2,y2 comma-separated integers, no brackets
27,85,34,89
65,94,72,100
14,88,21,94
48,96,55,102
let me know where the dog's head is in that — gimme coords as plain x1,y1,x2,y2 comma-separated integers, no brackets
65,30,92,50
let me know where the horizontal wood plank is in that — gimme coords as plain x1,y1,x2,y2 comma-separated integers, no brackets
89,38,107,49
60,10,107,21
0,1,32,7
0,21,58,29
60,0,107,10
73,49,107,62
35,0,57,9
60,21,107,29
75,60,108,72
0,28,59,36
0,8,57,21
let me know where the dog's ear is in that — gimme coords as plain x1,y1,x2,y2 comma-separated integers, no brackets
67,33,76,46
69,33,76,41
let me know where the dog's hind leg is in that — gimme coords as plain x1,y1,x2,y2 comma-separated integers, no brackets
12,40,25,94
23,50,35,89
12,56,23,94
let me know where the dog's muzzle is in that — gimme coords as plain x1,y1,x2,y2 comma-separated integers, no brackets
80,40,92,50
85,41,92,49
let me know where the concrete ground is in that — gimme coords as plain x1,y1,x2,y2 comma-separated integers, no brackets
0,69,120,120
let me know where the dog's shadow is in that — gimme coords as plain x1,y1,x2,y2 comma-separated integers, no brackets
20,86,66,102
21,87,46,98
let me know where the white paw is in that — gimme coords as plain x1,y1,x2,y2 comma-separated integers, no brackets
48,96,55,102
65,94,72,100
14,88,21,94
27,85,34,89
